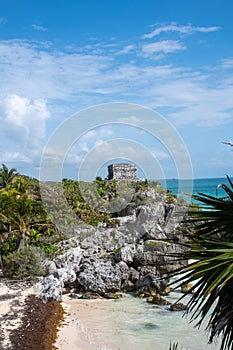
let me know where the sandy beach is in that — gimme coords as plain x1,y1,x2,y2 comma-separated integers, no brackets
0,273,102,350
0,276,221,350
55,296,105,350
0,278,34,349
0,276,64,350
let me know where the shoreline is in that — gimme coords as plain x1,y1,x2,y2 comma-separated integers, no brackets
0,279,220,350
55,296,103,350
0,276,100,350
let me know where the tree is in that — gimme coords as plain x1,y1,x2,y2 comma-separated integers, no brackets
0,164,18,188
170,176,233,350
0,177,49,251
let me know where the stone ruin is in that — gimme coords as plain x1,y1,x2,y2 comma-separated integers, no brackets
108,163,137,181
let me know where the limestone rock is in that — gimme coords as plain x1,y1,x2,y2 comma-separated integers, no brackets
116,244,136,264
147,294,171,306
103,293,125,299
54,246,82,269
39,275,63,303
181,283,194,294
135,267,168,295
76,260,122,294
57,268,76,285
170,302,187,311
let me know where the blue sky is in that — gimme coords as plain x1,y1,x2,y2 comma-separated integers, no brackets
0,0,233,180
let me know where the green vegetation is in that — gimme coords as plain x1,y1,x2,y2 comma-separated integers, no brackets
0,163,18,188
0,164,62,278
169,176,233,350
61,177,152,226
3,246,45,279
61,178,112,226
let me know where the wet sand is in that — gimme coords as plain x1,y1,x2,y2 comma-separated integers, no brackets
55,296,103,350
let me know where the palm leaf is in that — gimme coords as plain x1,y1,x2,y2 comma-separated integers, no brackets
169,177,233,350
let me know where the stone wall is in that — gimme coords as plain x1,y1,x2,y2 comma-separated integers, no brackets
108,163,137,180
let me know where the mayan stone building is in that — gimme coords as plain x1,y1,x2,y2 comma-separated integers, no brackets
108,163,137,180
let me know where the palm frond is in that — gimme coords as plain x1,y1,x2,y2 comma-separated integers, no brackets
169,177,233,350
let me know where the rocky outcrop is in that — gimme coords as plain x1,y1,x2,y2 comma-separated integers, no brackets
77,260,122,294
40,275,63,303
38,196,189,302
170,302,187,311
147,293,171,306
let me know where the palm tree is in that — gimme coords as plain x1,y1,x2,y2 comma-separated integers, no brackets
0,164,18,188
0,181,44,250
169,176,233,350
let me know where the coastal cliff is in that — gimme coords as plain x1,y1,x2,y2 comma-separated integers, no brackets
38,186,190,302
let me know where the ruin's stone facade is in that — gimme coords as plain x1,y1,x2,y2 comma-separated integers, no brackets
108,163,137,180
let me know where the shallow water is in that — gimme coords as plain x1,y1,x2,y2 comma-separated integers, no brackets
74,292,219,350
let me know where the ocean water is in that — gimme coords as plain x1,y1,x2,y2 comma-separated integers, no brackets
76,292,219,350
160,177,231,201
73,178,226,350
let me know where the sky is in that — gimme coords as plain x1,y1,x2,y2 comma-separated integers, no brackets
0,0,233,180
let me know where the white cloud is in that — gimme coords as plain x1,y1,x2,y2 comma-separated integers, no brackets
0,94,50,165
169,104,227,127
221,58,233,68
142,40,186,56
0,38,232,131
1,151,30,163
143,22,220,39
2,94,50,144
0,39,114,104
32,24,48,32
117,45,136,55
151,149,170,160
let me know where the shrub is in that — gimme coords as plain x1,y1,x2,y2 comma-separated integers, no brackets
3,246,45,280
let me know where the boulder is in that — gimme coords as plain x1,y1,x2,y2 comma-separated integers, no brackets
54,246,83,270
57,268,76,285
39,275,63,303
147,294,171,306
181,283,194,294
115,244,136,264
135,267,168,295
76,260,122,294
170,302,187,311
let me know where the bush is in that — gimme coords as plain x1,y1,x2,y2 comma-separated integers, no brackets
3,246,45,280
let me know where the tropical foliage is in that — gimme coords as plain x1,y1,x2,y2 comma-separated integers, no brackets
61,177,151,226
0,165,62,277
0,163,18,188
169,176,233,350
3,246,45,279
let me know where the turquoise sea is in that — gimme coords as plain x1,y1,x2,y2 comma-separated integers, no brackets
74,178,227,350
161,177,231,200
